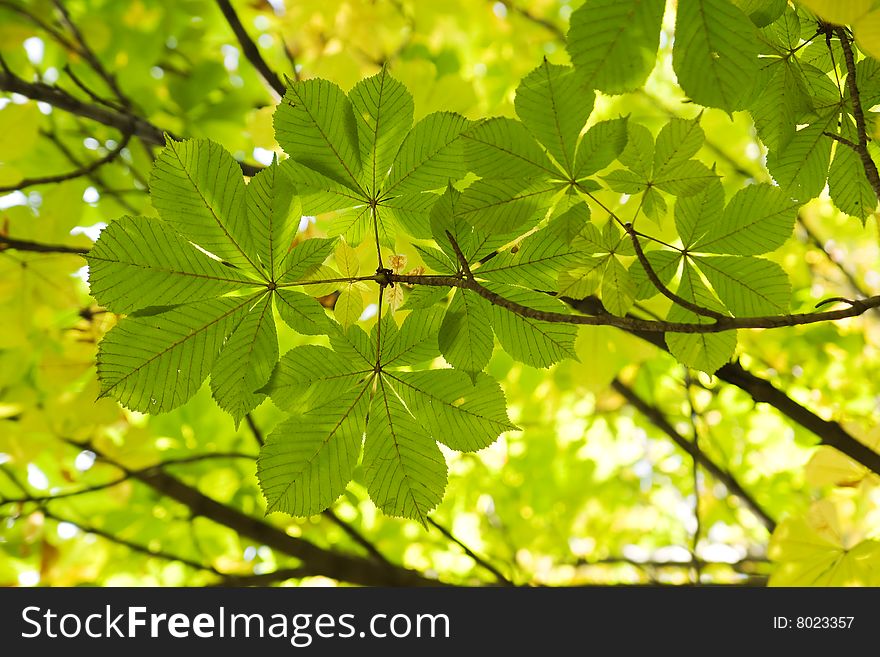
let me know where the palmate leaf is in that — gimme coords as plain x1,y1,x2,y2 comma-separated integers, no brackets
573,116,630,179
246,159,301,280
673,0,761,112
274,78,364,193
665,260,737,373
209,294,278,426
691,183,799,255
567,0,665,95
514,59,595,175
694,255,791,316
150,138,258,270
765,114,836,201
87,216,257,314
601,119,717,215
274,71,472,246
439,289,495,375
259,385,371,517
260,313,515,522
91,138,339,421
828,115,878,222
364,379,448,524
349,67,415,197
462,117,556,179
389,370,517,452
96,295,257,413
486,283,579,368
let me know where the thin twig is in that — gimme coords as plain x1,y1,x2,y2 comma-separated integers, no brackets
215,0,286,98
0,68,263,177
244,412,264,447
427,517,514,586
0,236,89,255
0,132,131,193
684,372,703,585
626,224,725,319
611,378,776,532
52,0,131,107
322,509,394,567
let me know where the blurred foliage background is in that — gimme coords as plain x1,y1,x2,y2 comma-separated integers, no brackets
0,0,878,587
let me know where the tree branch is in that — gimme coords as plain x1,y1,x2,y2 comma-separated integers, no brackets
427,517,514,586
51,0,132,107
0,236,89,255
836,27,880,202
565,296,880,476
0,68,262,177
387,271,880,333
72,442,443,586
0,132,131,193
215,0,286,98
611,378,776,532
40,508,221,575
625,224,725,320
241,412,393,569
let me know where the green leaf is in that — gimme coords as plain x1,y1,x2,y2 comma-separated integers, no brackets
567,0,665,94
601,256,636,316
653,117,705,177
210,294,278,426
653,160,717,197
334,288,363,328
87,216,255,314
247,160,301,280
558,256,608,298
278,237,337,283
601,169,648,194
380,191,439,240
629,249,682,299
414,244,457,274
274,78,364,193
383,111,472,195
487,284,578,368
402,284,450,310
462,117,555,179
828,116,877,221
456,178,557,234
258,385,370,516
439,290,495,375
97,295,254,413
665,261,736,373
675,178,725,249
515,60,595,175
673,0,761,112
349,68,414,196
390,370,517,451
274,289,331,335
266,345,371,412
618,122,654,179
692,183,798,255
334,240,359,278
364,379,447,523
765,116,835,201
280,159,365,215
478,220,583,289
732,0,786,27
574,116,630,179
695,255,791,315
382,308,444,367
150,138,257,271
641,186,668,221
329,323,376,369
747,59,812,151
